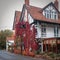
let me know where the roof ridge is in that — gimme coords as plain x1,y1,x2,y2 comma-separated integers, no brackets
24,4,42,10
29,5,42,9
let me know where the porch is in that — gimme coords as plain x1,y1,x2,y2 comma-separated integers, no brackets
43,37,60,53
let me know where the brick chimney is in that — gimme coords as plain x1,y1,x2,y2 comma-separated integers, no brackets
54,0,59,10
25,0,29,5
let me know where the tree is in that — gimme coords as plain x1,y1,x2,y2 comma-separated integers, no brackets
0,29,13,49
4,29,13,37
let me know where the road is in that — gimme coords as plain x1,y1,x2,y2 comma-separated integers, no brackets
0,50,46,60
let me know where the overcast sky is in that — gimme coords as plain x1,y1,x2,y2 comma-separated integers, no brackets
0,0,60,30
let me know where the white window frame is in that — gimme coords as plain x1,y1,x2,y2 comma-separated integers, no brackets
41,25,46,37
43,5,58,20
54,26,59,37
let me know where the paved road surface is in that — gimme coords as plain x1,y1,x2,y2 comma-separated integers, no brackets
0,50,46,60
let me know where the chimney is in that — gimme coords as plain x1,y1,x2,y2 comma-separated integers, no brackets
25,0,29,5
54,0,59,10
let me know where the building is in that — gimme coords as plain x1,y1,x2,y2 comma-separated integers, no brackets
6,31,15,52
13,0,60,53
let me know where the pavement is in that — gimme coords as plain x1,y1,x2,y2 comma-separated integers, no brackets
0,50,46,60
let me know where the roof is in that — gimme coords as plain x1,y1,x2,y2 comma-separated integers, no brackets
13,11,21,30
6,36,15,41
13,1,60,30
25,4,60,24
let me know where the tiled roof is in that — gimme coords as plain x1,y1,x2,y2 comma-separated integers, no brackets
13,2,60,30
25,4,60,24
13,11,21,30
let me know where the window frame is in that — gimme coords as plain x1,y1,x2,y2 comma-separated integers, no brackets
44,6,58,20
54,26,59,37
41,25,46,37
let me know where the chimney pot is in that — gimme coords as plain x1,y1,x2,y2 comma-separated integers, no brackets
25,0,29,5
54,0,59,10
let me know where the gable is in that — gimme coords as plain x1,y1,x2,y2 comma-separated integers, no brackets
43,2,59,12
44,5,57,12
20,4,34,24
43,2,59,20
22,4,60,24
13,11,21,30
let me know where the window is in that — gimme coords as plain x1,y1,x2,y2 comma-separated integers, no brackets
54,15,56,19
44,9,58,20
54,12,57,19
34,25,38,37
47,13,49,18
19,24,26,28
54,26,58,37
41,25,46,37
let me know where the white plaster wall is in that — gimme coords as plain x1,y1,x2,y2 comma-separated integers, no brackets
28,13,34,24
35,22,43,38
24,9,28,22
46,26,54,38
36,25,55,38
35,24,60,38
36,25,41,38
24,9,34,24
58,28,60,37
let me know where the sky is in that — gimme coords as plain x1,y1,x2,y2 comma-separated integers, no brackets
0,0,60,30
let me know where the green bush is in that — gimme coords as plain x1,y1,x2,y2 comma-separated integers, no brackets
35,50,41,55
47,52,55,58
56,53,60,57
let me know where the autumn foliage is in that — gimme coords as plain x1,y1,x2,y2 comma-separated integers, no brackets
15,21,38,55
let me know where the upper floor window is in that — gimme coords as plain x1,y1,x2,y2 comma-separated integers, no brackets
41,25,46,37
44,10,57,20
43,5,58,20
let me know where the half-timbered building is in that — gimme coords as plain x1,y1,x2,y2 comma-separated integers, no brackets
13,0,60,53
